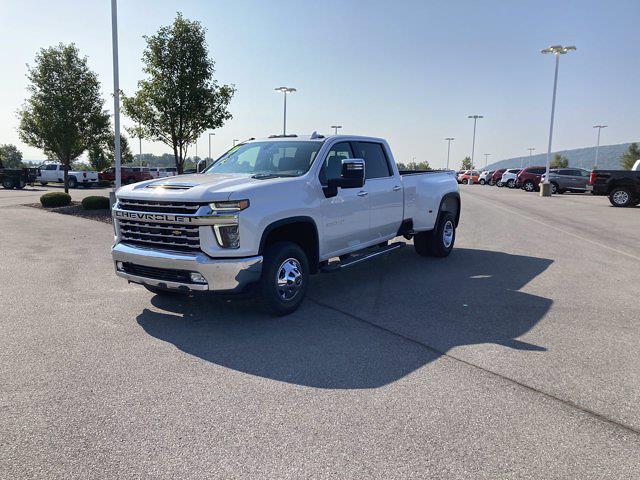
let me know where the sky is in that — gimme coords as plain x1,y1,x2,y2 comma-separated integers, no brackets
1,0,638,169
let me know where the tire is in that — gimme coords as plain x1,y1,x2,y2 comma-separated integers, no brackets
40,181,48,186
414,212,456,258
15,180,26,189
507,179,516,188
259,241,309,316
523,180,535,192
2,178,14,189
67,176,78,188
551,182,560,194
489,180,495,186
496,181,504,187
608,187,634,207
479,179,486,185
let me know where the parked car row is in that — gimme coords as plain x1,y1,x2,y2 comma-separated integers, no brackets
468,161,640,207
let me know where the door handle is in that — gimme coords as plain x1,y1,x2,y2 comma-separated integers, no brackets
392,185,401,191
357,191,368,197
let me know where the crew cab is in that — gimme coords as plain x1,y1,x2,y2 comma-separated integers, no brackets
37,162,99,188
588,160,640,207
100,167,153,185
111,134,461,315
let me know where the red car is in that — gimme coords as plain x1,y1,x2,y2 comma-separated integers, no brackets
99,167,153,185
490,169,506,185
516,166,547,192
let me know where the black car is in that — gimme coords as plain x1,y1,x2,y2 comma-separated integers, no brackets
588,162,640,207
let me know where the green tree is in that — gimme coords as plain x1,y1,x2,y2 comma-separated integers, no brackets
18,43,109,192
0,144,23,168
88,133,134,172
550,154,568,168
620,143,640,170
123,13,235,174
461,156,474,170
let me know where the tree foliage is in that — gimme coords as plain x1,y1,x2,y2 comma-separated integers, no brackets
550,154,569,168
88,133,133,172
0,144,24,168
122,13,235,174
620,143,640,170
461,156,474,170
397,161,431,171
18,43,109,192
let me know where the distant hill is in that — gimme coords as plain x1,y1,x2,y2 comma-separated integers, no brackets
485,142,638,171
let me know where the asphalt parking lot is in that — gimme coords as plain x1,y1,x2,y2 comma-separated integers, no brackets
1,184,639,479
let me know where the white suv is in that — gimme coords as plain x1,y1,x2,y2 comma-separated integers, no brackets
499,169,522,188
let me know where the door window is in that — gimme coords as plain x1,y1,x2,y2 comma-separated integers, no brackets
319,142,354,185
353,142,391,179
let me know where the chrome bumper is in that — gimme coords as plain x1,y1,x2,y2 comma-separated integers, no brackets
111,243,262,293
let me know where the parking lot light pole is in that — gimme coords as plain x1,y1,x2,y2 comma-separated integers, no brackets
445,138,454,169
484,153,491,169
274,87,296,135
233,139,239,147
527,147,535,167
110,0,122,192
593,125,607,169
468,115,483,183
208,133,215,160
540,45,576,196
331,125,342,135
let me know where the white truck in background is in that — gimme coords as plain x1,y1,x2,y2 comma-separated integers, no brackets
111,134,461,315
37,162,99,188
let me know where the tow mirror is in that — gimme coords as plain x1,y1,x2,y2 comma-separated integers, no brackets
324,158,365,198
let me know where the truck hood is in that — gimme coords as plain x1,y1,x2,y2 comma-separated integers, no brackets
115,173,294,202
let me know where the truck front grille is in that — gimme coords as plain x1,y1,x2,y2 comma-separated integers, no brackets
118,199,203,215
119,220,200,251
121,262,193,283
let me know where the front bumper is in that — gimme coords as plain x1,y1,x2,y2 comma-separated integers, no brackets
112,243,262,293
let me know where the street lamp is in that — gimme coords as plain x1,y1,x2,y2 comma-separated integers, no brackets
331,125,342,135
467,115,483,183
208,132,215,160
540,45,576,196
484,153,491,169
274,86,296,135
593,125,607,169
233,139,240,147
110,0,122,191
527,147,535,167
445,138,454,170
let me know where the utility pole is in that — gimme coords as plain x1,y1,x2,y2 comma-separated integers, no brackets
445,138,454,170
593,125,607,169
467,115,483,183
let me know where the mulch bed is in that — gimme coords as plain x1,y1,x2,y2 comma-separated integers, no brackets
27,201,113,224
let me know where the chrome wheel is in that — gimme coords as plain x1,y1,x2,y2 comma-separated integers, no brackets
613,190,630,205
443,220,454,248
524,182,534,192
276,258,303,301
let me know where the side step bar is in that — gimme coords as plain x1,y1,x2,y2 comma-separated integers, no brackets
321,242,405,273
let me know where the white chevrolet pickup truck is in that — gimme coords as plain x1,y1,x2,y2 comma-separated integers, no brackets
111,134,460,315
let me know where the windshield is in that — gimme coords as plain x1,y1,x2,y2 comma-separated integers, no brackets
205,141,323,177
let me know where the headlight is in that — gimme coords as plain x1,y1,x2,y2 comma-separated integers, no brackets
209,200,249,212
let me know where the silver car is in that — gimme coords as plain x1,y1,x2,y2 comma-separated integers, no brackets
543,168,591,194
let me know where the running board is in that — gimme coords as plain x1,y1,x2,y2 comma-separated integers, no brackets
320,242,405,273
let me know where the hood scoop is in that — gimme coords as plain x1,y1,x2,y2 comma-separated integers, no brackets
145,182,195,190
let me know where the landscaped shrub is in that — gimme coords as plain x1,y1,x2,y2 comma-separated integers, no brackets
40,192,71,208
81,196,110,210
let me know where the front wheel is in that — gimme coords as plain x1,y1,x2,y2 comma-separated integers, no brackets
609,187,634,207
479,179,486,185
496,181,504,187
523,180,535,192
2,178,14,189
259,241,309,316
414,212,456,258
507,179,516,188
67,177,78,188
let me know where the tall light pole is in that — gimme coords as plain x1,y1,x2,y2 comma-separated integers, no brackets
331,125,342,135
233,139,239,147
445,138,454,170
540,45,576,196
527,147,535,167
468,115,483,183
208,133,215,160
274,86,296,135
484,153,491,169
593,125,607,169
138,127,142,167
110,0,122,191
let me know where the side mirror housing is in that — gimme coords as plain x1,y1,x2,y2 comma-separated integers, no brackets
323,158,365,198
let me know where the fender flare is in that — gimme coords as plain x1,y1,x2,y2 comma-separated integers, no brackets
259,216,320,269
437,192,461,227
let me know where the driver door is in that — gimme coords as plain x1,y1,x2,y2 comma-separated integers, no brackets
318,142,370,257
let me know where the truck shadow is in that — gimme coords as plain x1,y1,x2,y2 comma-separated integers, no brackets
137,248,553,389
